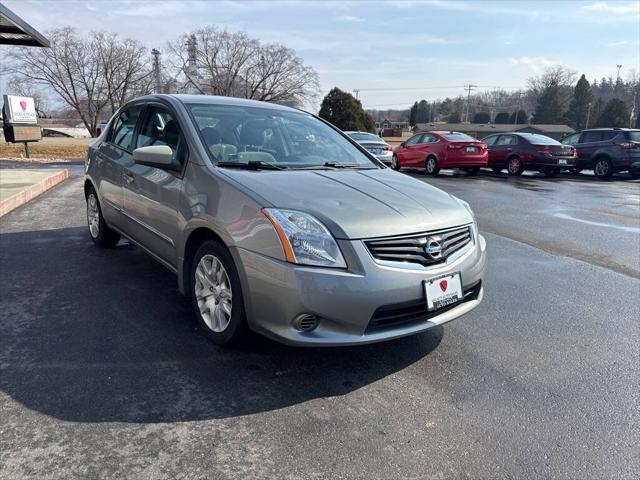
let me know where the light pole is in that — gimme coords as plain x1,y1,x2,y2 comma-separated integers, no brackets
464,84,476,122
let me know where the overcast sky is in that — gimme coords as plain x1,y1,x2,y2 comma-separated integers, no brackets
3,0,639,110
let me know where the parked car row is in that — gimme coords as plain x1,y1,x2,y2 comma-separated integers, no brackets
346,128,640,180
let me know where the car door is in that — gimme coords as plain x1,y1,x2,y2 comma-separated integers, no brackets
574,131,602,167
122,104,188,267
398,134,424,166
491,135,516,165
94,105,144,228
483,135,500,165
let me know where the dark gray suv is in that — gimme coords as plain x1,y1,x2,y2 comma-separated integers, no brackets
560,128,640,179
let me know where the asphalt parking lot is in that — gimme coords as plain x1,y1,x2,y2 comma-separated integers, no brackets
1,168,638,479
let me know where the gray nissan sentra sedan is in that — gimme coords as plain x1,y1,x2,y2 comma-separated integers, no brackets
85,94,486,346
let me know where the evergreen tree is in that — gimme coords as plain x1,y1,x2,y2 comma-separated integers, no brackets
318,87,375,132
509,110,528,124
567,74,593,129
416,100,430,123
594,98,630,128
409,102,418,126
472,111,491,123
448,111,461,123
494,112,510,124
533,81,565,124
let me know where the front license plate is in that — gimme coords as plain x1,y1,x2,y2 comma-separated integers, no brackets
424,273,463,311
558,159,567,165
466,147,476,153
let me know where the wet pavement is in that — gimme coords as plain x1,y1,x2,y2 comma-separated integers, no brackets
0,170,638,479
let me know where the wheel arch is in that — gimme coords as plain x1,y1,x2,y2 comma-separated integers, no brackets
180,226,227,295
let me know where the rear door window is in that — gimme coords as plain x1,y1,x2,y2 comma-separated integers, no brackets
496,135,516,145
109,106,143,151
581,131,603,143
600,131,618,142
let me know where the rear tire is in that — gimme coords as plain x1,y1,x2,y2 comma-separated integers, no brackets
190,240,248,346
86,187,120,248
391,154,400,171
507,156,524,176
593,157,613,179
425,156,440,175
465,167,480,176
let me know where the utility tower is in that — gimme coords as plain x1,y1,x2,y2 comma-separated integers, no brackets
151,48,162,94
464,85,477,123
353,89,360,99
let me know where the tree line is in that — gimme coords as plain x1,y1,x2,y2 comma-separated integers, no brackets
397,66,639,129
4,26,320,135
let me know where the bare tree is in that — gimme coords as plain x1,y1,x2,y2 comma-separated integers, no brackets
168,26,319,107
5,27,152,135
527,65,577,111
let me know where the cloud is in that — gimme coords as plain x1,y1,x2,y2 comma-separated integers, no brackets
509,56,554,73
607,40,630,46
337,15,365,22
582,1,640,15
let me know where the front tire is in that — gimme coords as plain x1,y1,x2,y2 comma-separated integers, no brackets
593,157,613,179
191,240,248,346
425,156,440,175
507,156,524,176
86,187,120,248
391,154,400,171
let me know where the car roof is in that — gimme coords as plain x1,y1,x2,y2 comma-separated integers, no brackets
133,94,300,112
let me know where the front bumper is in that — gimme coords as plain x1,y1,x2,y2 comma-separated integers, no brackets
234,232,487,346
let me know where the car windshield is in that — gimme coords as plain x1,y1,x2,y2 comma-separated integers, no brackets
347,132,382,142
441,132,476,142
188,104,379,169
520,133,561,145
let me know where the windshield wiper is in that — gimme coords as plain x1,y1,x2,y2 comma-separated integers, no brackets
323,161,376,169
217,160,285,170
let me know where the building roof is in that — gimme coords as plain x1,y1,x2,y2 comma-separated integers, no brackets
0,3,50,47
415,123,574,134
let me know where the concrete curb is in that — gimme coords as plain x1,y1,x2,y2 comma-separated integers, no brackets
0,169,70,217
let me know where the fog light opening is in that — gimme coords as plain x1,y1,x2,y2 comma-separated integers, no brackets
294,314,319,332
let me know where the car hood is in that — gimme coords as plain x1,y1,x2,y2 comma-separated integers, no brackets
219,168,472,239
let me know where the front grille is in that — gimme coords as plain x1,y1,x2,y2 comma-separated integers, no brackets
364,225,472,267
366,281,481,333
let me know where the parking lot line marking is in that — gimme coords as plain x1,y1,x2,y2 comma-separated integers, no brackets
553,212,640,234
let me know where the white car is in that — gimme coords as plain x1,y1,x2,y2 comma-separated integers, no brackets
345,131,393,165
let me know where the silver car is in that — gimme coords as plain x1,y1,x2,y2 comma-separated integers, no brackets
345,131,394,164
85,95,486,346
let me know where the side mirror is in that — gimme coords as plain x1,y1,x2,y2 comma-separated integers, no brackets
133,145,175,169
400,142,405,147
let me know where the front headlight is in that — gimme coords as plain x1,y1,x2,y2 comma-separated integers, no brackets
262,208,347,268
451,196,478,243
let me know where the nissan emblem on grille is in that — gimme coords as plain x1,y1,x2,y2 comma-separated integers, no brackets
425,237,443,259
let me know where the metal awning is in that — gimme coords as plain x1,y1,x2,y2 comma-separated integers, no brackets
0,3,50,47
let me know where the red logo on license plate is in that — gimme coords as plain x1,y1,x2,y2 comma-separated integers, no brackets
439,280,448,292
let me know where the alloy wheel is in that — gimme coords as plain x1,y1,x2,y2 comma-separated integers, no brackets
194,254,233,333
508,158,521,174
391,155,398,170
594,160,610,177
426,158,436,173
87,193,100,238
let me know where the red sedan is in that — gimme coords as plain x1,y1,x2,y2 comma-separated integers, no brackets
392,131,488,175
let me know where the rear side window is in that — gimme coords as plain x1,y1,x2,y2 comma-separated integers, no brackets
109,106,142,151
627,131,640,142
600,131,619,141
496,135,516,145
581,131,603,143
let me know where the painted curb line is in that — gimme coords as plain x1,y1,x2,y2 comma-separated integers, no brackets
0,169,70,217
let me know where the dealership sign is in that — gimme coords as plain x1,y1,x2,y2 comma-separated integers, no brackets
3,95,38,124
